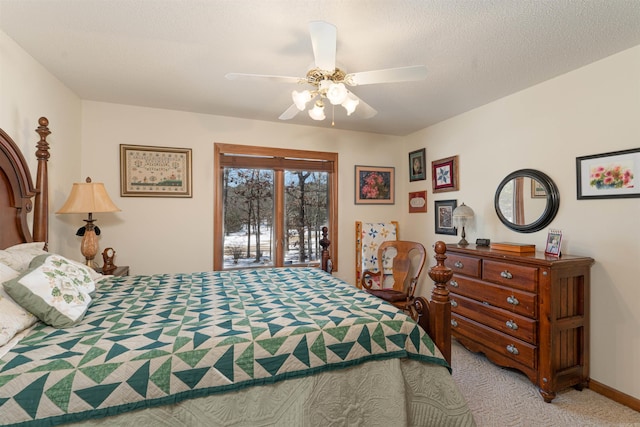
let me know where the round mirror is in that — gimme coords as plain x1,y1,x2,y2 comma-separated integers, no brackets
494,169,560,233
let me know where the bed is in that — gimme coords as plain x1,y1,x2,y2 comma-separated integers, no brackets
0,118,474,426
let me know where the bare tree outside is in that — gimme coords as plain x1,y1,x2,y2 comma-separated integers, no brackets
225,168,273,263
223,166,328,269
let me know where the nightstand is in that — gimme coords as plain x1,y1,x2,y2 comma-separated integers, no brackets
96,266,129,276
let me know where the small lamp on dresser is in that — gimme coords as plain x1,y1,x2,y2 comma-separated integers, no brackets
452,202,474,246
57,177,120,268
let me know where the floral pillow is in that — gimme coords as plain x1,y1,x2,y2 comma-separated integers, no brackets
0,242,47,272
0,262,38,346
3,254,96,328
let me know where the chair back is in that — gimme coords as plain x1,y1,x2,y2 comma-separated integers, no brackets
376,240,427,296
355,221,398,287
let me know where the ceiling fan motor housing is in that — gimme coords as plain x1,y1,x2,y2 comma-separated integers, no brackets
305,67,347,86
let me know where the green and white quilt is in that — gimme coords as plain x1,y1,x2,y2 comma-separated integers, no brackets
0,267,447,426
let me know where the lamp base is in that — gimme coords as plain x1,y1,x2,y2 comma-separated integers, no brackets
80,217,99,269
458,226,469,246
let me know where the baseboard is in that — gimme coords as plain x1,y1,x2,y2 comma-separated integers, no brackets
589,379,640,412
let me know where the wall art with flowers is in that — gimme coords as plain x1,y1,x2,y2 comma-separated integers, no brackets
355,165,395,204
576,148,640,199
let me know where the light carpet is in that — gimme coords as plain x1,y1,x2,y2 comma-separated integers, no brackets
450,339,640,426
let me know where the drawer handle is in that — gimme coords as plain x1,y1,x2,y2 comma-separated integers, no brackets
506,344,519,355
507,295,520,306
500,270,513,279
506,320,519,330
451,300,458,308
454,261,463,269
451,319,458,327
449,279,459,288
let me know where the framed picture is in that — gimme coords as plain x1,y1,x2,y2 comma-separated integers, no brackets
434,199,457,235
409,148,426,182
576,148,640,199
120,144,192,197
432,155,459,193
531,179,546,198
545,229,563,257
409,190,427,213
355,165,395,204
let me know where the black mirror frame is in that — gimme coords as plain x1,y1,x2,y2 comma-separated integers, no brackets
494,169,560,233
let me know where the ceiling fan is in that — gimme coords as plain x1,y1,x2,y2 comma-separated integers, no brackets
225,21,427,123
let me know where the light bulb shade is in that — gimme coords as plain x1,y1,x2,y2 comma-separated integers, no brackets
292,90,312,111
308,102,326,121
341,93,359,115
452,203,474,226
326,82,348,105
57,178,121,214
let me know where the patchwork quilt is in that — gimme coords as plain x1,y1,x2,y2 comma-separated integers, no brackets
0,267,447,426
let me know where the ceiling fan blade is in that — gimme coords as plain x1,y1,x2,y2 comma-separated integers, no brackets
225,73,303,84
350,93,378,119
279,104,300,120
345,65,428,86
309,21,336,72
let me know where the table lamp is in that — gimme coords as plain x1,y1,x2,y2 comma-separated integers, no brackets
452,202,474,246
57,177,120,267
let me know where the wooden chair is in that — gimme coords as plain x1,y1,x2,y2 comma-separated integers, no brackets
361,240,427,319
355,221,398,287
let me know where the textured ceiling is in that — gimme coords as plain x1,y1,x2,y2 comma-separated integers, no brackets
1,0,640,136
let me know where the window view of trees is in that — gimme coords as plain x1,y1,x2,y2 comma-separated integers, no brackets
215,143,337,271
285,171,329,264
223,168,274,265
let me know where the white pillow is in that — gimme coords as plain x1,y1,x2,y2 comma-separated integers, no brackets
0,242,47,272
0,262,38,346
3,254,95,328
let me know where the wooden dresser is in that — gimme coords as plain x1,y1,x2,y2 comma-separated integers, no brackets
444,244,594,402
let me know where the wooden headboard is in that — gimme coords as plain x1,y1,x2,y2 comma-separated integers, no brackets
0,117,51,250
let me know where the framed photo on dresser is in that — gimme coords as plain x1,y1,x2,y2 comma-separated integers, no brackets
545,229,562,256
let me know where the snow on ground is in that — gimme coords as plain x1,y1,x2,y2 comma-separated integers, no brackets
223,229,320,268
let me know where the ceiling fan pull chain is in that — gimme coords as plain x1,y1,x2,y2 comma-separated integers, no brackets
332,105,335,126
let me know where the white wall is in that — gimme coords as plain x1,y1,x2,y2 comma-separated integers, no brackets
80,101,404,283
404,45,640,400
0,30,82,258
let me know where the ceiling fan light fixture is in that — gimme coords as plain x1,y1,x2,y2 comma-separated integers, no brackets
341,93,359,116
326,82,348,105
292,90,312,111
227,21,427,124
308,100,326,120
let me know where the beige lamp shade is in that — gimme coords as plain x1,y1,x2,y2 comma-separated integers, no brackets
57,177,120,214
57,177,120,267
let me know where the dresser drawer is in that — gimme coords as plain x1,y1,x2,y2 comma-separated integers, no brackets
451,293,537,344
448,275,537,318
444,253,481,278
482,260,538,292
451,314,537,370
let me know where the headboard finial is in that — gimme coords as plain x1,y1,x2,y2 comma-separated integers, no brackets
33,117,51,248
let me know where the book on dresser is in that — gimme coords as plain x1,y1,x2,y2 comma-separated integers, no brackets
444,243,594,403
489,242,536,253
